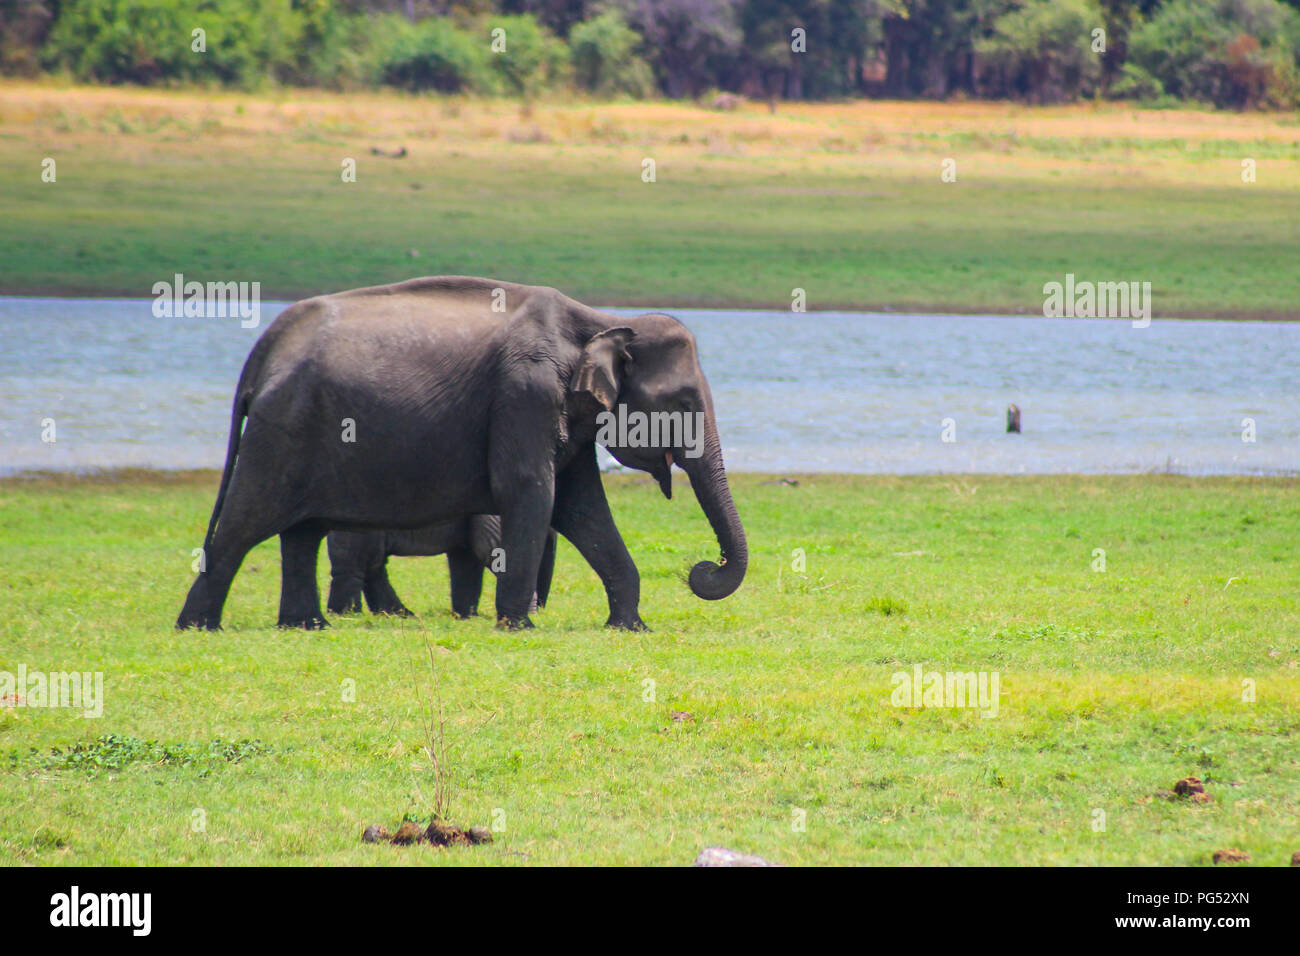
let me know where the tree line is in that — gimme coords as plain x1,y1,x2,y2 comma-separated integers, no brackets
3,0,1300,108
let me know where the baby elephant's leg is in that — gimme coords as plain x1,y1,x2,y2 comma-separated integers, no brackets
326,531,367,614
447,547,485,618
363,549,414,617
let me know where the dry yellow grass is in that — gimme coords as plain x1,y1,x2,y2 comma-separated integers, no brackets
5,80,1298,186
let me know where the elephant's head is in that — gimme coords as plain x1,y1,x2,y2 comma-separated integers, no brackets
570,313,747,602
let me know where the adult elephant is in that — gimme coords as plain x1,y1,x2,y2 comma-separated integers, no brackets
326,517,557,619
176,276,746,631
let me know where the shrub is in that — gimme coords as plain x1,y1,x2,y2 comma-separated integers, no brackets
42,0,309,87
373,14,496,93
289,0,375,89
976,0,1104,103
1125,0,1300,108
570,10,654,98
1110,62,1166,100
0,0,57,76
485,13,570,99
43,0,199,84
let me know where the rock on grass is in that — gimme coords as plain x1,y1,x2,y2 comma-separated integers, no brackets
361,816,492,848
1158,777,1212,802
391,821,424,845
425,820,471,847
693,847,782,867
1206,848,1248,863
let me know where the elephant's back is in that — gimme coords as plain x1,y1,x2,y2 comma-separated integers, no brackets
253,281,511,401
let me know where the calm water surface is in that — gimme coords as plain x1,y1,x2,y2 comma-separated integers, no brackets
1,297,1296,475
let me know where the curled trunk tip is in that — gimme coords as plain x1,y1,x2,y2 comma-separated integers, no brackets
688,556,745,601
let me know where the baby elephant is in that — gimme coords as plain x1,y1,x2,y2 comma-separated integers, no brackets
326,515,557,619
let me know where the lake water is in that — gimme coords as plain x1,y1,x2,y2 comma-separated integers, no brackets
2,297,1297,476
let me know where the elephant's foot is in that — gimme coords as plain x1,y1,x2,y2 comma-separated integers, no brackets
176,610,222,631
606,613,649,632
177,579,226,631
371,602,414,618
452,605,479,620
496,614,534,631
277,613,330,630
326,589,363,615
327,599,363,615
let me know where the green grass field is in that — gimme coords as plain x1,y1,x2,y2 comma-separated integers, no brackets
2,471,1297,865
2,83,1300,317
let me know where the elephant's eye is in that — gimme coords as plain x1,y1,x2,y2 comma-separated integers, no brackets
657,386,696,413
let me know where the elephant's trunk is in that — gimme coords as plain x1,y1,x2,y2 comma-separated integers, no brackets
681,423,747,601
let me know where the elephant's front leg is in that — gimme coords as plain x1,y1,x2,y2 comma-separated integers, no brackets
552,445,645,631
489,368,567,628
494,491,555,629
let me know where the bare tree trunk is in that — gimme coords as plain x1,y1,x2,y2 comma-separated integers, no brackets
884,18,908,96
788,57,803,100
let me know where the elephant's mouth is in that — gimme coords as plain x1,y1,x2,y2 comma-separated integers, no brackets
653,450,673,499
607,445,675,499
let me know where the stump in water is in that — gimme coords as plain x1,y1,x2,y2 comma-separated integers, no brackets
1006,404,1021,433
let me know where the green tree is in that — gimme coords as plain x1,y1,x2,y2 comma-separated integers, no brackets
487,12,570,98
374,13,496,91
615,0,742,97
976,0,1104,102
740,1,881,99
569,9,653,96
43,0,309,86
880,0,1016,98
1125,0,1300,107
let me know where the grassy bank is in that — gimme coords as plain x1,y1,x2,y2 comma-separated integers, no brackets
1,471,1297,865
2,83,1299,317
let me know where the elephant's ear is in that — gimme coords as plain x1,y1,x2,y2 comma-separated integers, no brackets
570,327,635,413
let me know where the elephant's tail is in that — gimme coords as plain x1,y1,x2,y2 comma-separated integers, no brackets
202,389,249,556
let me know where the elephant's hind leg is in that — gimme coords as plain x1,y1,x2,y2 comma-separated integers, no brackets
278,523,329,629
177,549,247,631
177,476,276,631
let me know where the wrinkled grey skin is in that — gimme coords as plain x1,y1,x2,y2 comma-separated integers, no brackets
176,275,747,631
326,516,557,619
